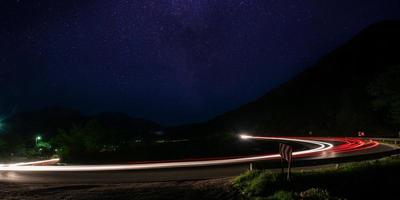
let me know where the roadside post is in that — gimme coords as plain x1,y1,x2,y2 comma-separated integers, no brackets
287,157,291,181
279,143,293,181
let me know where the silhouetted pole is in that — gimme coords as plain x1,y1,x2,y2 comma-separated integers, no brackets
287,158,291,181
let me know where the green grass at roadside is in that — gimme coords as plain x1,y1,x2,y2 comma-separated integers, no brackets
233,156,400,199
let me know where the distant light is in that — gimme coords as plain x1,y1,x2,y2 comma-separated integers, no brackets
239,134,252,140
35,136,42,146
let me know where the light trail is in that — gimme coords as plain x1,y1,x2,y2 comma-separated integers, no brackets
0,136,333,172
0,137,382,172
6,158,60,167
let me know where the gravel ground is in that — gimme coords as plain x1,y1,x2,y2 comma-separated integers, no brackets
0,178,243,200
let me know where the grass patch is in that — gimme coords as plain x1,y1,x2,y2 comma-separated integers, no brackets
267,190,295,200
233,156,400,199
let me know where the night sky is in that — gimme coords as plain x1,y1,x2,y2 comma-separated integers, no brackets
1,0,400,125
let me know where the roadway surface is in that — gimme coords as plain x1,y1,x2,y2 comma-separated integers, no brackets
0,136,399,183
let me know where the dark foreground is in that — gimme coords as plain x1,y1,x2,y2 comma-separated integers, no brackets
234,155,400,199
2,143,398,200
0,178,242,200
2,156,400,200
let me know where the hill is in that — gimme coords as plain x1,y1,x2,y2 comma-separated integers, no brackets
2,107,161,139
172,20,400,137
3,21,400,139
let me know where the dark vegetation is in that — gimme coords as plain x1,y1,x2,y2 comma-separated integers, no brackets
0,108,160,162
0,107,282,163
234,156,400,199
1,21,400,163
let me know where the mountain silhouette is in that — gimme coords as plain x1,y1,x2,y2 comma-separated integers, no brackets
173,20,400,137
3,107,161,139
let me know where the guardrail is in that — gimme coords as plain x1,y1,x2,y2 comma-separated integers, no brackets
369,138,400,145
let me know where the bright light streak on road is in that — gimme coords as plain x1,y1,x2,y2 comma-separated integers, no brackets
10,158,60,167
0,136,334,172
0,136,384,173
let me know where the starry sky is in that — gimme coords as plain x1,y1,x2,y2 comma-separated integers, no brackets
1,0,400,125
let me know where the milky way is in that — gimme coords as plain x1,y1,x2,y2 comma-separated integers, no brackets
1,0,400,125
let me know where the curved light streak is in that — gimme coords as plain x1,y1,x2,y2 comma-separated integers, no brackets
0,136,333,172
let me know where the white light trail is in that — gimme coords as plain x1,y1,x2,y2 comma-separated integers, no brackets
0,136,333,172
9,158,60,167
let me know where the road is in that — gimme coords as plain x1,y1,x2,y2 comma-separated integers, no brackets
0,136,398,183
